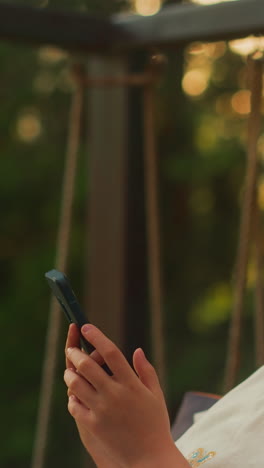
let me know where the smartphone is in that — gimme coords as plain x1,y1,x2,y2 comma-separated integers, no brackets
45,269,111,374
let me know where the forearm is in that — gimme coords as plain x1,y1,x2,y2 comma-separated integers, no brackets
131,441,190,468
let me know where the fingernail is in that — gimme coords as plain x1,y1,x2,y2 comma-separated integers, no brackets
139,348,145,358
69,394,77,402
82,324,92,334
67,347,73,355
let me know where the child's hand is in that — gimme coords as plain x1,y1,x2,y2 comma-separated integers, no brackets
65,324,120,468
64,324,189,468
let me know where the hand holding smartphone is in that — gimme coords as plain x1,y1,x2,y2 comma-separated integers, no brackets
45,269,112,374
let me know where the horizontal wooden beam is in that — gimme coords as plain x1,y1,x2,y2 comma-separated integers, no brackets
0,0,263,52
0,2,124,51
113,0,264,50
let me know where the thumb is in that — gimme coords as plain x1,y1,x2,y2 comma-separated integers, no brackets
133,348,162,396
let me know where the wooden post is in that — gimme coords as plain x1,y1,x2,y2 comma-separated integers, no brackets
82,54,149,466
85,56,128,350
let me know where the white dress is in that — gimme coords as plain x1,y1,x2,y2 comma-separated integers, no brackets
176,366,264,467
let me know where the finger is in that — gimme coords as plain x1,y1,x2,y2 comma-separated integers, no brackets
89,349,105,366
66,326,106,374
65,324,80,369
68,394,91,423
66,347,109,391
133,348,163,397
81,325,134,381
64,368,97,408
67,388,84,406
67,388,82,405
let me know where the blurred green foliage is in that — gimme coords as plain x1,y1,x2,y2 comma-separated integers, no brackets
0,1,261,467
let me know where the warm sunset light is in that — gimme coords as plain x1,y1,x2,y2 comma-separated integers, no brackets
231,90,251,115
16,110,42,143
182,69,209,97
187,41,226,59
135,0,161,16
38,46,68,64
229,36,264,56
191,0,238,4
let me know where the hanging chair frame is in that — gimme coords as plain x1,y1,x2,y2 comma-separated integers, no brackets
0,0,264,51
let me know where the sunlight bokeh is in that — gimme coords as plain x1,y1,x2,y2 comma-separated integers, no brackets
229,36,264,56
182,68,209,97
16,109,42,143
135,0,161,15
191,0,239,4
231,90,251,115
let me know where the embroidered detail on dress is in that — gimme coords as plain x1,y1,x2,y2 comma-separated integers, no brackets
187,448,216,466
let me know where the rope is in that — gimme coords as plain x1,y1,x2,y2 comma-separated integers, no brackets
31,65,84,468
252,52,264,366
254,188,264,366
79,74,151,87
224,57,263,392
143,80,166,390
